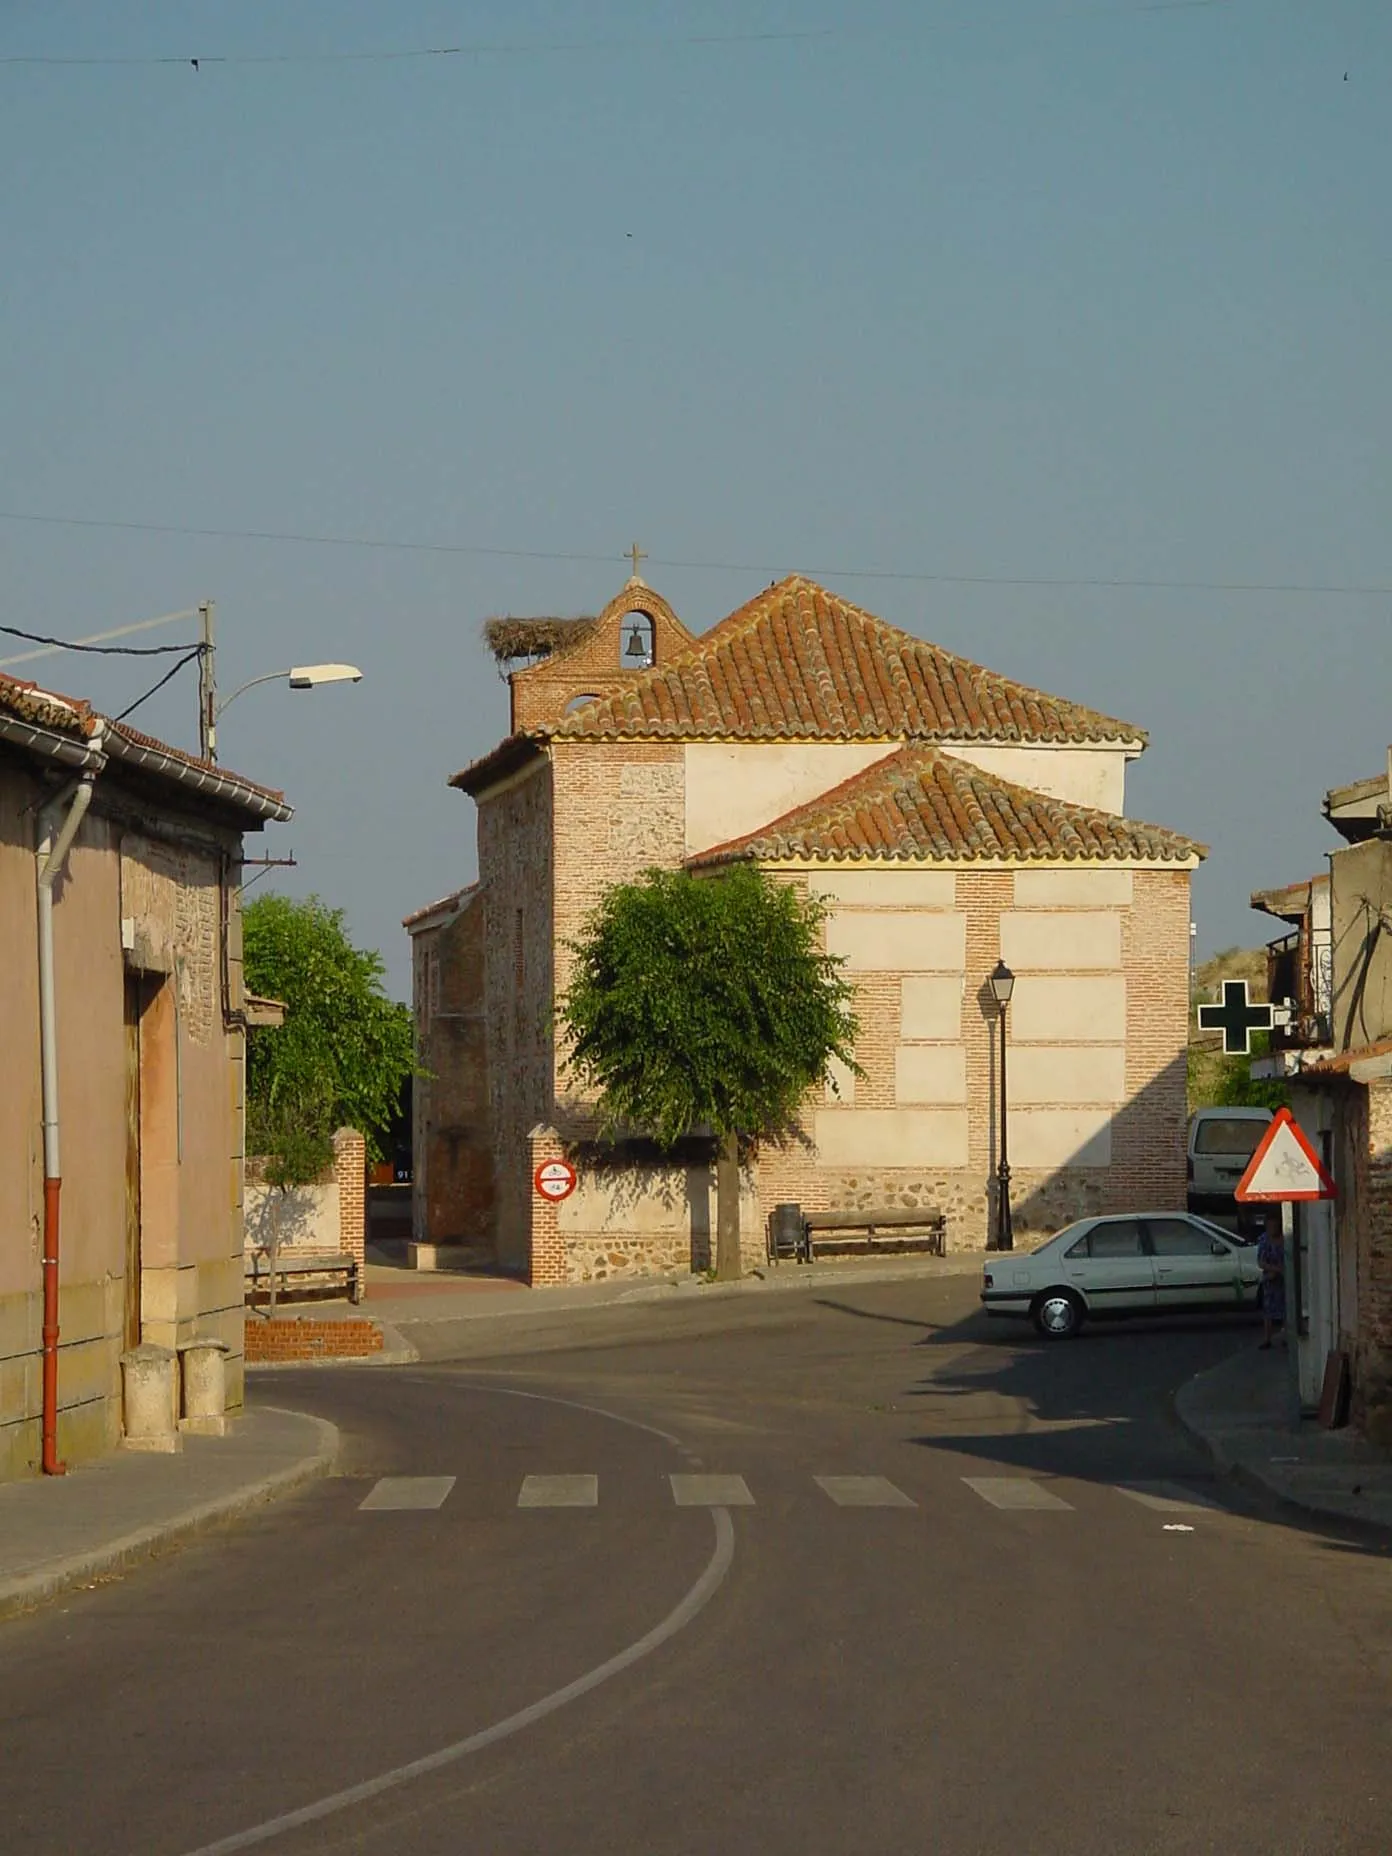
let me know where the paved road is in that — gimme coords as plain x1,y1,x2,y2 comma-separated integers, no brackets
4,1278,1390,1855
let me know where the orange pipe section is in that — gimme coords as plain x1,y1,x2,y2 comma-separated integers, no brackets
41,1175,65,1476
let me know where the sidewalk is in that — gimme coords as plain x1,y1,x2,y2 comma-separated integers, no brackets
0,1405,338,1623
1175,1343,1392,1531
353,1247,988,1330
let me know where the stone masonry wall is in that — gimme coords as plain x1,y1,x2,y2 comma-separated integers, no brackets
1356,1079,1392,1442
476,761,555,1272
413,892,494,1248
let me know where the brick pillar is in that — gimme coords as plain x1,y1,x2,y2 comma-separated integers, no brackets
527,1125,569,1286
333,1129,367,1295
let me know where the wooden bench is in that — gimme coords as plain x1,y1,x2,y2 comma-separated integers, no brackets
245,1248,363,1310
802,1208,946,1260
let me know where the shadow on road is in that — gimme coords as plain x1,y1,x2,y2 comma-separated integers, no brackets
814,1294,1392,1562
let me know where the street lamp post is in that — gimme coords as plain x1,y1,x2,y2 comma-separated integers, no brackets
202,661,362,761
988,958,1015,1253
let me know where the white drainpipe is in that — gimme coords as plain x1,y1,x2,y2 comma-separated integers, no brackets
35,720,106,1475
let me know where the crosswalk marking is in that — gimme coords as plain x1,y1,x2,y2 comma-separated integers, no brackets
359,1476,456,1512
815,1475,916,1509
518,1474,599,1508
1116,1481,1218,1514
352,1471,1220,1518
669,1474,754,1508
962,1476,1074,1511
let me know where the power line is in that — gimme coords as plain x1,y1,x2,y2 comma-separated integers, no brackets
0,3,1246,70
0,508,1385,600
111,646,204,722
0,620,196,657
0,28,836,70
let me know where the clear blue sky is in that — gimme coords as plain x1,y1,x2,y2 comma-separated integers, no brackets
2,1,1387,998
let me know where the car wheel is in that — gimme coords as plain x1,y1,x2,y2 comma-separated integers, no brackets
1032,1289,1084,1340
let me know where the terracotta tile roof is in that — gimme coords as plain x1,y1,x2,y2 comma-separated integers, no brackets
686,744,1205,869
1,671,288,818
107,719,287,809
550,576,1144,748
0,671,97,736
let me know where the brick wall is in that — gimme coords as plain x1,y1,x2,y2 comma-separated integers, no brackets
1109,868,1191,1213
332,1129,366,1285
510,584,693,732
476,759,555,1271
550,739,687,1118
461,716,1196,1280
244,1316,383,1362
1356,1079,1392,1440
412,892,494,1248
757,864,1193,1252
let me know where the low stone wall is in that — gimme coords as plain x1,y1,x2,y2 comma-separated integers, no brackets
244,1317,383,1363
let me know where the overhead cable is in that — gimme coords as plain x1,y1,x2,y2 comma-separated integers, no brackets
0,509,1384,600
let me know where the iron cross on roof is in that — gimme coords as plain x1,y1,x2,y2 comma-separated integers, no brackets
1197,980,1274,1055
627,542,647,577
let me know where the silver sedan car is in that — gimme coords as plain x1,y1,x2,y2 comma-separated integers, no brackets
980,1212,1262,1340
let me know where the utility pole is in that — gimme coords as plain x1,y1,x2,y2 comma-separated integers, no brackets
198,600,217,761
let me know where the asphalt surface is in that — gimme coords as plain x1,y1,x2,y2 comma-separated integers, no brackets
3,1277,1390,1856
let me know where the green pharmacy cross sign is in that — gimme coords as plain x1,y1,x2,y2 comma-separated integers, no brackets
1197,979,1274,1056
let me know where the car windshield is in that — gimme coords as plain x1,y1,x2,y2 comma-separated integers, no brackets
1193,1117,1269,1157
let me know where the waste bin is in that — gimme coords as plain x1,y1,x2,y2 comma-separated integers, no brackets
768,1202,807,1264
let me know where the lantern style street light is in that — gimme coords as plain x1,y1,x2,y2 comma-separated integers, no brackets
988,958,1015,1253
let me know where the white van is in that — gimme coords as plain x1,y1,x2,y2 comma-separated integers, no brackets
1186,1106,1274,1214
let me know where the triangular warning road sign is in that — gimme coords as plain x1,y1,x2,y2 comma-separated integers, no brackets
1235,1107,1336,1202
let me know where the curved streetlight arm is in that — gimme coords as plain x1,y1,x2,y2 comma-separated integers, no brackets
214,670,293,720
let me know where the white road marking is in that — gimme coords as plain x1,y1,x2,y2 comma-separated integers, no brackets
1117,1482,1219,1514
178,1507,737,1856
358,1477,456,1512
669,1474,754,1507
815,1475,916,1508
962,1476,1074,1511
518,1474,599,1508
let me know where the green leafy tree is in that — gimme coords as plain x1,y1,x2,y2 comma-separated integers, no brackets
243,893,413,1163
559,865,860,1280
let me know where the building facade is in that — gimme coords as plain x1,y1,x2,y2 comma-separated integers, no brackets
0,671,289,1479
412,574,1202,1283
1252,751,1392,1431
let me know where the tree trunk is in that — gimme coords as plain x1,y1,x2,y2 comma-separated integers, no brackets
715,1130,742,1282
268,1187,283,1318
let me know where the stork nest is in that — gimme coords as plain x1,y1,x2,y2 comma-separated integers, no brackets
483,615,597,664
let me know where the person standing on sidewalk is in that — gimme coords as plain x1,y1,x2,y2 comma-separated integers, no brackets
1257,1213,1286,1349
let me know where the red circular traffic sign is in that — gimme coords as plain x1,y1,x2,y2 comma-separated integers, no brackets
533,1158,578,1203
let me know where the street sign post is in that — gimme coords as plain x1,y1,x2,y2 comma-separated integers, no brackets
1197,979,1274,1056
533,1158,578,1203
1235,1108,1335,1203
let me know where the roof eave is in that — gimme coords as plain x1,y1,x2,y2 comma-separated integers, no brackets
105,728,292,824
450,734,546,797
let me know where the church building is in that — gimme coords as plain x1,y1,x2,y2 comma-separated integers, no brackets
407,571,1203,1283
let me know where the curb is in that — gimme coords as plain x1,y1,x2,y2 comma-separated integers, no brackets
0,1410,339,1624
1173,1364,1392,1532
